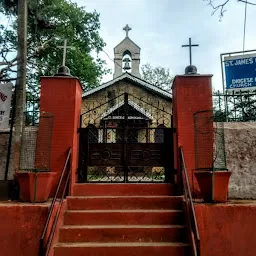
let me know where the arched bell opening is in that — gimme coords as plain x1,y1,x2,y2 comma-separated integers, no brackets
122,50,132,73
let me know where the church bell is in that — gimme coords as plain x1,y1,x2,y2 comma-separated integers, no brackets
123,57,131,71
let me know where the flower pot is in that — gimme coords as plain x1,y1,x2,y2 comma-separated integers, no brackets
15,171,56,203
194,170,231,203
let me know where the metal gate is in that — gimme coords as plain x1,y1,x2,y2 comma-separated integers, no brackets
78,93,174,183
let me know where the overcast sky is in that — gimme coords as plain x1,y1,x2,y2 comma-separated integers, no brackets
76,0,256,91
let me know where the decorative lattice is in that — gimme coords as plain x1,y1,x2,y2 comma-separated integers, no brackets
19,112,54,171
194,110,226,171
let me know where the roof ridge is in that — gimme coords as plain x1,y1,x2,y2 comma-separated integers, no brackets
82,73,172,99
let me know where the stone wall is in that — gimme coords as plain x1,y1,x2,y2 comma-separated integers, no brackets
82,81,172,128
225,123,256,199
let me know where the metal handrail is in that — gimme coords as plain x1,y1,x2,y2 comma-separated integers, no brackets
39,147,72,256
180,146,200,256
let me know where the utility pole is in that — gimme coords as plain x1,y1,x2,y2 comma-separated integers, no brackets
7,0,28,178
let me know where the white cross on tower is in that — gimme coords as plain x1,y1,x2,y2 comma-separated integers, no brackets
123,24,131,38
57,39,73,66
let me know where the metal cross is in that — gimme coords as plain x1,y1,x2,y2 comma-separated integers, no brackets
57,39,73,66
123,24,131,38
182,38,199,66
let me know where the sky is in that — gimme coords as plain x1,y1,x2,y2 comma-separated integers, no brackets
75,0,256,91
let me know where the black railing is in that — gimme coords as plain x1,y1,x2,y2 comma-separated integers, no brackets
39,147,72,256
180,147,200,256
213,90,256,122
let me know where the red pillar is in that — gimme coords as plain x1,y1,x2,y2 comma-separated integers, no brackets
39,76,82,194
172,75,213,196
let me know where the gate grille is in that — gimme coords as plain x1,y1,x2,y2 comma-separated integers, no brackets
79,127,173,183
79,93,174,183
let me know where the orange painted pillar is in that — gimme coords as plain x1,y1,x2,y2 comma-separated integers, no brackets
35,112,54,171
39,76,82,194
172,74,213,196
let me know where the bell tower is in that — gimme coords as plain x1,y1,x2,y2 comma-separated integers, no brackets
113,24,141,78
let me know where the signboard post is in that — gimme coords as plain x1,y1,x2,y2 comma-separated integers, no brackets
224,53,256,91
0,83,13,129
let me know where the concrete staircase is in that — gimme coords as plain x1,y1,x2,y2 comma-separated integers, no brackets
53,184,191,256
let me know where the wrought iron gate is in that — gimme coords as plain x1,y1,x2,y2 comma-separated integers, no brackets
78,93,174,183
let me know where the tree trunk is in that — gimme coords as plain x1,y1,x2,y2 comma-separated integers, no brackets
8,0,28,179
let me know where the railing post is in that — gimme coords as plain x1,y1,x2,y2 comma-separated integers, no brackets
180,146,200,256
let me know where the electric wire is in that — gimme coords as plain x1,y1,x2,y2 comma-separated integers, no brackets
243,0,248,53
102,48,123,70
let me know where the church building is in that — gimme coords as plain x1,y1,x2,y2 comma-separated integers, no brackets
81,25,172,141
79,25,173,182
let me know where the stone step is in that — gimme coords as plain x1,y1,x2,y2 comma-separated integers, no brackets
53,242,191,256
59,225,188,243
64,210,184,226
72,183,175,196
67,196,183,210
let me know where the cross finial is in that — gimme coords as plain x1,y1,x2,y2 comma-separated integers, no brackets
57,39,73,66
182,38,199,66
123,24,131,38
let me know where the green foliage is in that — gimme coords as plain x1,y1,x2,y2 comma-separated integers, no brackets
213,110,227,122
141,63,173,90
0,0,110,93
213,90,256,122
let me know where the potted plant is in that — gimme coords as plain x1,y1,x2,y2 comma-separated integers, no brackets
194,169,231,203
15,112,55,203
15,169,56,203
193,111,231,203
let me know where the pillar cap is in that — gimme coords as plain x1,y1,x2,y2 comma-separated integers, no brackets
185,65,197,75
55,66,72,77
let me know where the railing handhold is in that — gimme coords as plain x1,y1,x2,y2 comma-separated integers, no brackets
39,147,72,256
180,146,200,256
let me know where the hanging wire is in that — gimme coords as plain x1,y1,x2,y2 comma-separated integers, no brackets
243,0,248,53
102,49,123,69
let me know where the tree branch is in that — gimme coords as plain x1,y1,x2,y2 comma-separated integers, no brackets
0,56,18,72
0,37,53,74
0,77,17,82
205,0,231,19
238,0,256,6
205,0,256,20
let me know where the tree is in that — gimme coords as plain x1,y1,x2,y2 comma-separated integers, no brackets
0,0,110,92
213,90,256,121
204,0,256,19
141,63,173,90
0,0,109,178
